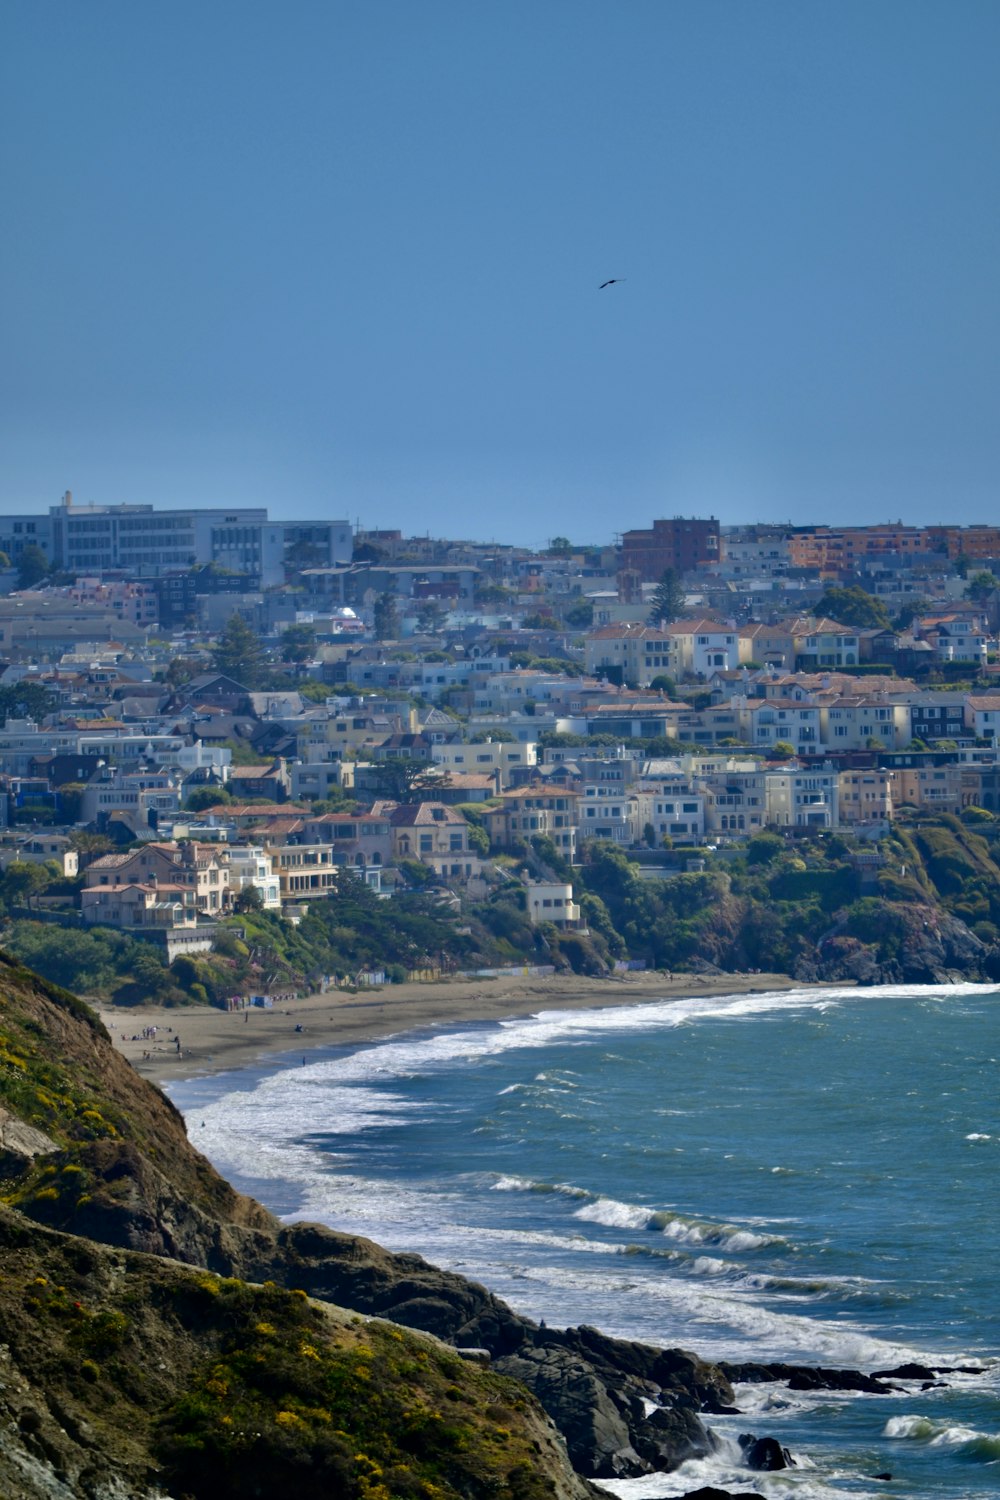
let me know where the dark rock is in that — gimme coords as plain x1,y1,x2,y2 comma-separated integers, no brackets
495,1346,645,1479
739,1433,794,1471
722,1360,896,1395
679,1490,764,1500
871,1474,893,1482
873,1363,937,1381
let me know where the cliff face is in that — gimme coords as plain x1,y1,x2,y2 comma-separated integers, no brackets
0,953,733,1495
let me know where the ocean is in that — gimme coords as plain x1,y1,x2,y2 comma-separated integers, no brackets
173,982,1000,1500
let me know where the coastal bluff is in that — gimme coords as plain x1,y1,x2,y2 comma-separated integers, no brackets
0,953,889,1498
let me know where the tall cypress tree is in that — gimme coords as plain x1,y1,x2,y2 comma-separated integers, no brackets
648,568,684,625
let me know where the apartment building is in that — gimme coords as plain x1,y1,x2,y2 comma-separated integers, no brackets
838,768,894,825
619,517,720,580
484,788,580,861
765,769,840,829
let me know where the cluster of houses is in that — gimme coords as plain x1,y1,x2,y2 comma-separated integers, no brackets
2,504,1000,956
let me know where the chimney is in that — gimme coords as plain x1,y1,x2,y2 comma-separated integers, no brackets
62,490,72,509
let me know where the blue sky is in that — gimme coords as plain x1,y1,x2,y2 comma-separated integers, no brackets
2,1,998,546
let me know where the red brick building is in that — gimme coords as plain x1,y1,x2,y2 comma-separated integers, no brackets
619,517,720,580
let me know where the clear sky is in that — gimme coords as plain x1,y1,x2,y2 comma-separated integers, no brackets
2,1,998,547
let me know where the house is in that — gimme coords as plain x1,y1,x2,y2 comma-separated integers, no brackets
267,843,345,902
916,614,989,666
84,841,231,914
820,696,911,751
227,846,282,909
225,758,291,802
483,788,581,862
838,768,894,825
737,698,822,755
525,881,581,928
387,802,482,882
80,882,211,960
964,696,1000,744
662,619,744,677
637,785,706,843
583,623,678,685
288,810,393,877
431,738,537,789
787,618,861,670
697,770,769,837
765,768,841,828
0,833,78,877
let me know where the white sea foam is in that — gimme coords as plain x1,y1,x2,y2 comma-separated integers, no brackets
176,978,997,1385
595,1436,850,1500
574,1196,652,1231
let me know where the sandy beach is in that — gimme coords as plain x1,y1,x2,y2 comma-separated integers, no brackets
98,970,812,1086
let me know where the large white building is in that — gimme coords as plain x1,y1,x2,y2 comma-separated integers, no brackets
0,493,352,586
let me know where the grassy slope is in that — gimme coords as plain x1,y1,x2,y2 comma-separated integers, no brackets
0,953,594,1500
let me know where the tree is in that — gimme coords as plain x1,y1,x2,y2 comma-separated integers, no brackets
814,586,890,630
649,674,677,697
164,656,198,689
746,832,785,866
466,822,490,856
373,590,400,642
16,544,50,589
369,758,445,802
280,623,317,664
233,885,265,913
0,682,55,725
415,601,444,634
648,569,685,626
284,538,326,572
186,784,232,812
352,541,384,563
547,536,573,555
212,613,266,687
56,782,87,822
893,598,930,631
967,572,999,603
474,583,515,606
565,599,594,628
1,861,52,910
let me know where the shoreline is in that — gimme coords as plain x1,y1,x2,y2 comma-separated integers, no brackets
98,970,815,1087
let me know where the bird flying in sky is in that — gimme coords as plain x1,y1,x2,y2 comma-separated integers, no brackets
598,278,625,288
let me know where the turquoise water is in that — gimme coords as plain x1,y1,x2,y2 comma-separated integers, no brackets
174,983,1000,1499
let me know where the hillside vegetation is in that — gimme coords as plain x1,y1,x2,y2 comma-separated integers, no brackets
3,812,999,1013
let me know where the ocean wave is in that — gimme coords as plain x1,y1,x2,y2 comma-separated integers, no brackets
574,1196,652,1231
532,1261,926,1368
883,1414,1000,1460
490,1175,591,1199
649,1210,786,1251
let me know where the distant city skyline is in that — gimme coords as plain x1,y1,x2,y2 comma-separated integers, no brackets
3,1,999,547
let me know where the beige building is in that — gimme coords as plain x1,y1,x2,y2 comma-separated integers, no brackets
388,802,481,882
837,768,894,824
483,788,581,861
85,840,231,914
893,764,963,813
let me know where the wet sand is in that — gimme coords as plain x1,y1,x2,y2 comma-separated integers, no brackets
98,970,812,1085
